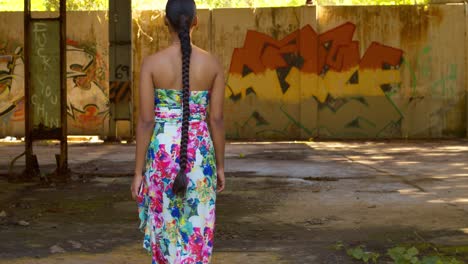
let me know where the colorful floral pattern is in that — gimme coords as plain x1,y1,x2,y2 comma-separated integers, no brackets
137,89,217,264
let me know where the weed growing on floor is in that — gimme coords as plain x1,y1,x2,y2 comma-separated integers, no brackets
347,245,380,263
333,241,465,264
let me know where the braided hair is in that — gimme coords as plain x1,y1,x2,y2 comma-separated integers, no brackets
166,0,196,196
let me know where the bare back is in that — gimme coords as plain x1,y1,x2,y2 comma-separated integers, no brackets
135,40,225,202
133,6,225,261
145,44,219,92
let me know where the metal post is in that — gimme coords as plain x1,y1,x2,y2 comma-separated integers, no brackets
108,0,133,141
59,0,68,177
24,0,34,179
23,0,68,179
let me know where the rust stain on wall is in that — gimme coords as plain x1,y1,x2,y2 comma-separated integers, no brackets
400,6,443,44
226,21,404,138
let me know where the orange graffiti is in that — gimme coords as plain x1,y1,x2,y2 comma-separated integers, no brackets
229,22,403,76
11,99,25,122
226,22,405,139
75,105,103,128
360,42,403,69
109,81,131,103
229,30,298,74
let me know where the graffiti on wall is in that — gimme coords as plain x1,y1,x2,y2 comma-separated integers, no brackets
226,22,404,138
404,45,458,99
66,39,109,133
0,43,25,136
30,21,61,130
0,38,109,136
401,45,462,136
109,81,131,103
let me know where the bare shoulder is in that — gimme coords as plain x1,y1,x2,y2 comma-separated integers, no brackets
193,45,223,72
142,47,173,68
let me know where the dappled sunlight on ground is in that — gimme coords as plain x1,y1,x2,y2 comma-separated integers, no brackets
1,141,467,263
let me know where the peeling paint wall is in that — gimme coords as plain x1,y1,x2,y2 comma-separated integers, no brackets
66,11,109,136
465,3,468,137
0,5,466,139
0,13,26,137
316,5,465,138
0,11,109,137
133,5,466,139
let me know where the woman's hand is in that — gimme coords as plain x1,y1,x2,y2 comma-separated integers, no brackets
216,168,225,193
131,173,144,200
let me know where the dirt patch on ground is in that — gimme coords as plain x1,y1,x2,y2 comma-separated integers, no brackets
0,142,467,263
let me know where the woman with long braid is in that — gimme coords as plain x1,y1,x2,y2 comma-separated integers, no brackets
131,0,225,263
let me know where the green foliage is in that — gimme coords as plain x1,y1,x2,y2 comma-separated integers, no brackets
388,246,420,264
421,256,463,264
0,0,107,11
197,0,304,8
0,0,42,11
0,0,21,11
346,245,381,263
0,0,303,11
132,0,304,9
0,0,429,11
333,240,345,250
318,0,428,5
133,0,427,8
387,246,464,264
44,0,108,11
336,243,465,264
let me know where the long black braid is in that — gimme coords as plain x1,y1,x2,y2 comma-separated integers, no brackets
166,0,196,196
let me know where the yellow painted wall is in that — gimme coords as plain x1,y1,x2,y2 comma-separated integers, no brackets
465,3,468,137
214,5,466,139
316,5,465,138
0,5,466,139
0,11,109,137
213,7,307,139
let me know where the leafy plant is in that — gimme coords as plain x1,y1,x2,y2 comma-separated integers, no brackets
0,0,430,11
335,242,465,264
0,0,108,11
420,255,463,264
333,240,345,251
387,246,464,264
345,245,381,263
387,246,420,264
45,0,108,11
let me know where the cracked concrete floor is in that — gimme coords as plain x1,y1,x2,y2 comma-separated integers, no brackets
0,141,467,263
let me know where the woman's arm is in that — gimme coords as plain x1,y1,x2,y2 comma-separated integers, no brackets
209,60,226,193
131,57,155,200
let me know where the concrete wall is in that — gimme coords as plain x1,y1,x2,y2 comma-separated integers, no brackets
315,5,465,138
0,5,466,139
0,12,24,137
215,7,318,139
133,5,466,139
466,3,468,137
0,11,109,137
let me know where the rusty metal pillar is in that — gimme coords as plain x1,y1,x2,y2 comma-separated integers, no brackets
59,0,67,175
108,0,133,141
24,0,33,178
23,0,68,179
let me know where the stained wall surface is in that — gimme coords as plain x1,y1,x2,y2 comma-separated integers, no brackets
216,5,466,139
0,11,109,136
0,5,466,139
316,5,465,138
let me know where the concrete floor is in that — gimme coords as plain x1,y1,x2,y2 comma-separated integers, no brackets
0,141,467,263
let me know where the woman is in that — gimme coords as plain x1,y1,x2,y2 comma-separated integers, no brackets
130,0,225,263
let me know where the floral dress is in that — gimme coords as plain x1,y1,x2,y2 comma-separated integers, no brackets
137,89,217,264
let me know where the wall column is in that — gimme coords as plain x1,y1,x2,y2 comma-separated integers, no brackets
108,0,133,140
